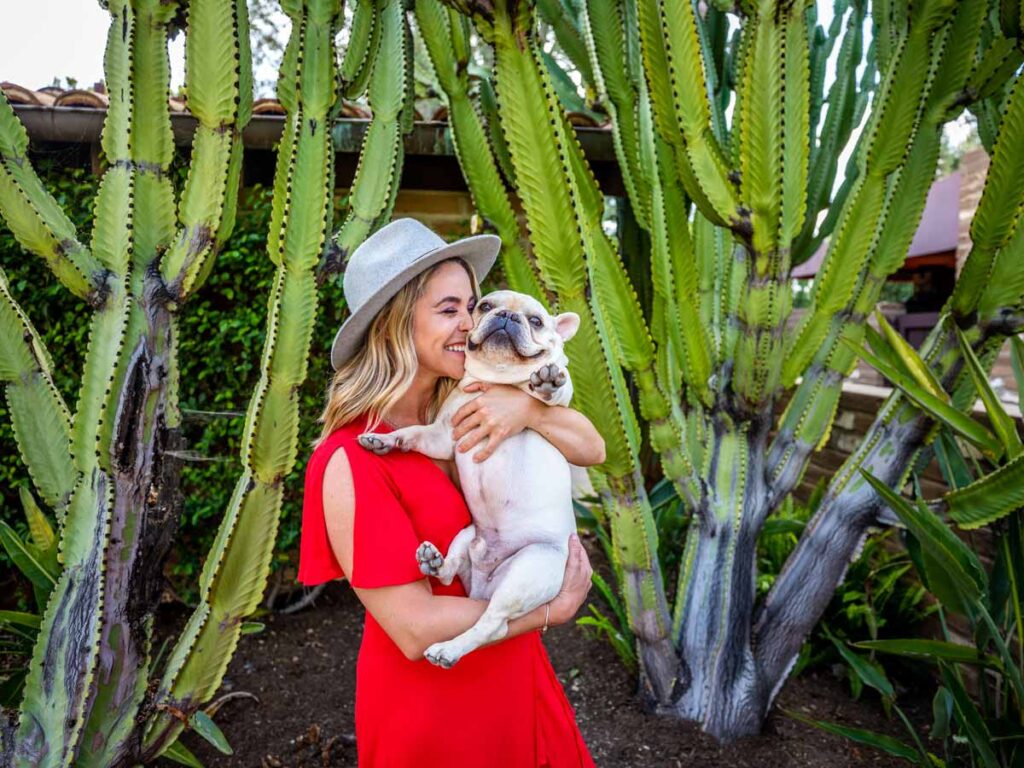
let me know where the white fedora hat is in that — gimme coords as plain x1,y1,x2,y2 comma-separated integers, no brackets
330,218,501,369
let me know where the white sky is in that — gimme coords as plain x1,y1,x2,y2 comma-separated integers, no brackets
1,1,185,92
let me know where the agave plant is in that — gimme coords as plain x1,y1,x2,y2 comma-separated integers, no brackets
417,0,1024,739
0,0,411,764
793,325,1024,766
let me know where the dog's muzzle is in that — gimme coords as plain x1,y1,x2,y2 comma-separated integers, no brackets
468,310,539,357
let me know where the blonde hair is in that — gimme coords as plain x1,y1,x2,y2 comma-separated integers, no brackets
316,258,479,445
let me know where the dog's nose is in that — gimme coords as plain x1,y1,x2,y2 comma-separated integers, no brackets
496,310,521,324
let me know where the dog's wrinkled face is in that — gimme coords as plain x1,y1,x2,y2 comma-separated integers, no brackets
464,290,579,380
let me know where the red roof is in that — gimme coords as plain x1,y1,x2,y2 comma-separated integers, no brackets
1,81,609,127
792,170,962,279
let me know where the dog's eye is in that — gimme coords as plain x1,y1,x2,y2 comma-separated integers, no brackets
478,301,492,313
528,316,543,328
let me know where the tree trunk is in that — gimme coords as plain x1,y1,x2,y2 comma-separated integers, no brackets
77,286,185,767
660,415,771,740
753,323,980,704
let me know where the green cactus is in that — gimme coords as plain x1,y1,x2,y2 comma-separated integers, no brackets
434,0,1024,741
5,0,1023,751
0,0,252,762
331,0,412,263
0,0,408,764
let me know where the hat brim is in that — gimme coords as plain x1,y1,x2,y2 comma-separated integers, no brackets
330,233,501,370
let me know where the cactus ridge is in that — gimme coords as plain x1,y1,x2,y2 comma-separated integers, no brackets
333,0,407,262
635,0,719,223
953,74,1024,315
0,267,75,519
773,1,974,482
0,93,109,300
657,0,736,224
581,0,651,229
14,466,114,767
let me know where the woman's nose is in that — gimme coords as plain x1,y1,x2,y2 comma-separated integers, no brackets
458,311,474,331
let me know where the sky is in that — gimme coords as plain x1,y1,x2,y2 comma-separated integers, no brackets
2,1,185,92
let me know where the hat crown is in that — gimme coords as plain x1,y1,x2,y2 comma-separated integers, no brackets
343,218,447,311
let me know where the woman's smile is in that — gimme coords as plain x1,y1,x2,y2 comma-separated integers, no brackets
444,343,467,356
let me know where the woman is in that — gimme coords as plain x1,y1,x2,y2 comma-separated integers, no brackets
298,218,603,767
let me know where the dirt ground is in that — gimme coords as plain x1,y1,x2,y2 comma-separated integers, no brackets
157,561,932,768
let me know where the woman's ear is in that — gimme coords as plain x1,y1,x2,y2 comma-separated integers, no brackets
554,312,580,341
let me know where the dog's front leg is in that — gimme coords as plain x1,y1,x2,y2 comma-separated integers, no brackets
527,362,573,408
358,421,454,460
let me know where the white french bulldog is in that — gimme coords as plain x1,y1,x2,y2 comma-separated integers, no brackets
357,290,581,668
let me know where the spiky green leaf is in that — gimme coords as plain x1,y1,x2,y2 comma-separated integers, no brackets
854,638,1003,668
945,451,1024,529
862,471,986,618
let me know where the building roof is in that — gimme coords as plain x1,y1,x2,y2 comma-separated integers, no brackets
792,170,963,279
1,81,623,195
2,81,609,129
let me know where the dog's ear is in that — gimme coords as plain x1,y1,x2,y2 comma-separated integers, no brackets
553,312,580,341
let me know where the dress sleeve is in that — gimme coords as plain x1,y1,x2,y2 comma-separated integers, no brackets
346,447,426,588
297,436,345,586
297,435,424,588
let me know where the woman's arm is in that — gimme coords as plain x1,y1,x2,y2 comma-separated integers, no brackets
526,402,606,467
452,382,606,466
323,449,593,661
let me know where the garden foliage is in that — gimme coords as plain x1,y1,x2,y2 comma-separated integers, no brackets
797,328,1024,767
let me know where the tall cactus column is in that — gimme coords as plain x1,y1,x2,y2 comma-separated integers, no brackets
328,0,412,267
140,0,342,758
440,0,686,706
0,0,251,764
414,0,545,299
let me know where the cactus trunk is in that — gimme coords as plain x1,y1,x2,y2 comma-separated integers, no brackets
78,303,185,768
666,418,768,737
436,0,1024,742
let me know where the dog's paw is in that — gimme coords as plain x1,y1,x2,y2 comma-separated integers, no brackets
416,541,444,577
529,363,567,401
424,641,462,669
358,433,400,455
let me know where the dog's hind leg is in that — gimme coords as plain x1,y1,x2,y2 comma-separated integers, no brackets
416,524,475,593
423,543,566,668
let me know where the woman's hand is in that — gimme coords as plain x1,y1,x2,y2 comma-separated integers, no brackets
451,382,542,462
548,534,594,626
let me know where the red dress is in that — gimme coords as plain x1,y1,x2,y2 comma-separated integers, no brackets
298,414,595,767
